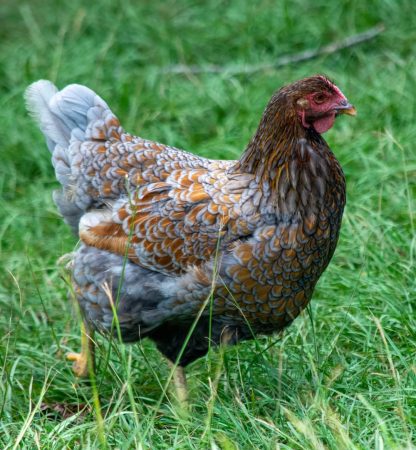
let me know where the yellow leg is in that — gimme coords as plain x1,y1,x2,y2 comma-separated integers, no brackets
220,326,234,347
67,321,95,378
167,359,188,408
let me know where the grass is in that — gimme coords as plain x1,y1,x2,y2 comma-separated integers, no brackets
1,0,415,448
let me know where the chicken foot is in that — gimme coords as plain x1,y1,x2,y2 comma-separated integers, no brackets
67,321,95,378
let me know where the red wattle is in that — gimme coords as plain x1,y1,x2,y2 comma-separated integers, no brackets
312,113,336,134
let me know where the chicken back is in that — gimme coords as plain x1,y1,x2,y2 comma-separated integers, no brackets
26,75,354,366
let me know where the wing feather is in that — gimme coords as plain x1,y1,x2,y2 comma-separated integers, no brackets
80,166,257,275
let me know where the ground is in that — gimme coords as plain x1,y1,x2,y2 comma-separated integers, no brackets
0,0,415,448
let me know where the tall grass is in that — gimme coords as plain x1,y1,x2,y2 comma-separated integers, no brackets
1,0,415,448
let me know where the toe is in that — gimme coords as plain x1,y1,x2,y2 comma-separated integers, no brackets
66,352,81,362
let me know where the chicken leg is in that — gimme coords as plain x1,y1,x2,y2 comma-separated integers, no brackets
167,359,188,407
67,321,95,378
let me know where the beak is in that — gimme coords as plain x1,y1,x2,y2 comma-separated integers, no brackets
335,101,357,116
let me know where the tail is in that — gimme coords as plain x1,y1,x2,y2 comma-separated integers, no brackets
25,80,122,233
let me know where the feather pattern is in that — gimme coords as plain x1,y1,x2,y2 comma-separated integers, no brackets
26,75,350,366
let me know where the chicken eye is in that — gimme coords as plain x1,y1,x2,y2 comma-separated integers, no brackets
314,93,327,104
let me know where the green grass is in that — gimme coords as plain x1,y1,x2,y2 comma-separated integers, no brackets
1,0,415,448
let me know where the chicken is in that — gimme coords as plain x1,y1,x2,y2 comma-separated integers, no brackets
25,75,355,402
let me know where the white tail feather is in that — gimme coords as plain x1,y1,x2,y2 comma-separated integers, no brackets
25,80,111,151
25,80,119,233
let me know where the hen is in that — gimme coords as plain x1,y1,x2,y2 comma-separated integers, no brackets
26,75,355,402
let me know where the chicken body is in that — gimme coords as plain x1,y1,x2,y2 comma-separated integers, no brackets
26,76,353,368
